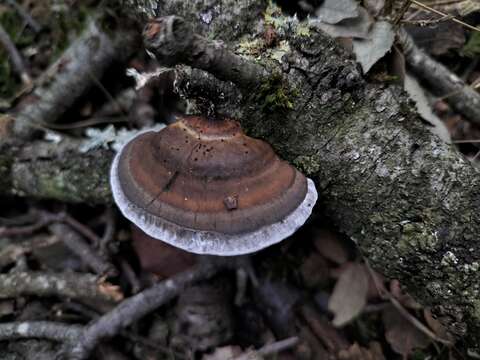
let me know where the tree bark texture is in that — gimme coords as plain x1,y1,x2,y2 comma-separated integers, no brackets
1,0,480,349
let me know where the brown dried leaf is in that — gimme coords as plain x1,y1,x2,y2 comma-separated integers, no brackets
328,262,369,327
313,228,349,265
424,308,453,342
97,279,124,302
383,306,431,357
390,279,422,310
301,252,329,288
338,342,386,360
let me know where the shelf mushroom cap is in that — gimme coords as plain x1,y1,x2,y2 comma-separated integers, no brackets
110,116,318,256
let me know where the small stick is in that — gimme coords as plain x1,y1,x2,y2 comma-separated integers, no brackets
256,336,299,356
0,217,52,237
0,321,82,342
143,16,269,89
69,262,222,359
0,22,31,85
59,213,103,247
398,28,480,126
364,259,452,346
0,271,121,303
6,0,42,33
410,0,480,32
100,207,117,254
49,223,116,277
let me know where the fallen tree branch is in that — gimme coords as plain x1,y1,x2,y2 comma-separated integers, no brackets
398,28,480,126
0,137,113,204
10,18,138,138
143,16,269,88
0,271,120,303
50,223,116,277
69,262,221,359
0,22,31,85
0,321,82,342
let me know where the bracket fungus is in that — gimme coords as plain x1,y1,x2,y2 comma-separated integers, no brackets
110,116,317,255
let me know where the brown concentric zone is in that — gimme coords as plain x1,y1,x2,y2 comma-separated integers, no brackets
117,116,308,235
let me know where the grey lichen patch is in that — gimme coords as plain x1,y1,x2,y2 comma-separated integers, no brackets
293,155,321,176
264,0,310,38
397,222,440,253
441,251,459,267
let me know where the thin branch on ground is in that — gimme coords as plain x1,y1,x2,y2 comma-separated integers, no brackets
398,28,480,126
256,336,299,357
100,207,117,254
59,213,103,248
0,234,58,267
143,16,269,89
364,260,453,346
410,0,480,32
6,0,42,33
10,18,138,139
0,321,82,342
0,23,31,86
68,262,222,359
0,216,52,237
49,223,116,277
0,271,121,303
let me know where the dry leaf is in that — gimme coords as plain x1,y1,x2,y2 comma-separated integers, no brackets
424,308,453,342
328,262,369,327
315,0,359,25
383,306,431,357
97,279,124,302
338,342,386,360
301,252,330,288
312,7,373,39
352,21,394,73
390,279,422,310
313,228,349,265
404,73,451,143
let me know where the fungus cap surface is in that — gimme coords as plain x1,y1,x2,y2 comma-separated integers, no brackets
111,116,318,255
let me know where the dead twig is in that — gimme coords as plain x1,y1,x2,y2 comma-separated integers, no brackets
69,262,222,359
59,213,102,248
410,0,480,32
6,0,42,33
11,19,138,138
398,28,480,126
0,271,121,303
143,16,269,89
256,336,299,357
0,321,82,342
0,22,31,86
49,223,116,277
0,234,58,267
364,260,453,346
100,207,117,254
